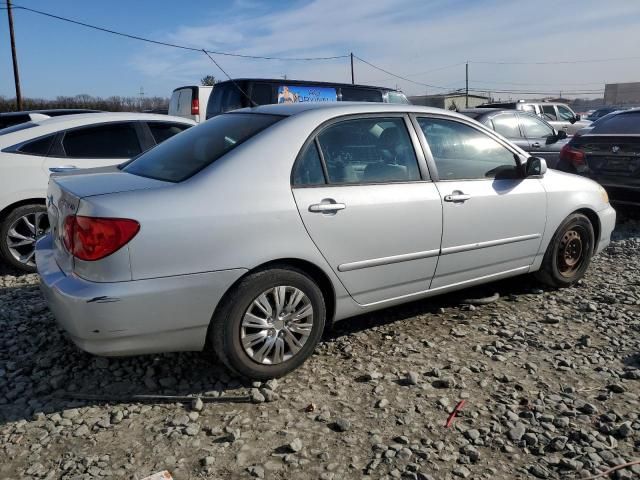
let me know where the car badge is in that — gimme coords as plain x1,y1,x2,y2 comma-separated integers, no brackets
611,145,620,153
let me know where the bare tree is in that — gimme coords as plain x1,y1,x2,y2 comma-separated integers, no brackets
200,75,217,86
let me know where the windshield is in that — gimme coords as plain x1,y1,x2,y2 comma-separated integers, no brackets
124,113,283,182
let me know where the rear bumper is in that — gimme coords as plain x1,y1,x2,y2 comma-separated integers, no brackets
596,205,616,254
36,234,247,356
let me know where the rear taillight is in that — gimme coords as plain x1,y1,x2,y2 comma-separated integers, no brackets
191,98,200,115
63,215,140,261
560,143,586,167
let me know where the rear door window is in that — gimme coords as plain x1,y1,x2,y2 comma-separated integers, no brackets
316,117,421,184
491,113,522,138
292,141,326,186
340,87,383,103
251,83,274,105
62,123,142,158
148,122,191,144
17,134,56,156
541,105,558,121
124,113,283,182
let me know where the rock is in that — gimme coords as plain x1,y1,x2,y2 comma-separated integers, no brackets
201,456,215,467
247,465,265,478
73,425,90,437
288,438,303,452
452,466,471,478
376,398,389,408
250,389,266,404
406,371,420,385
508,423,526,442
333,418,351,432
192,397,204,411
464,429,480,441
432,377,454,389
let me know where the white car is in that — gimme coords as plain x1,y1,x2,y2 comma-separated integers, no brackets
0,112,195,271
169,85,213,123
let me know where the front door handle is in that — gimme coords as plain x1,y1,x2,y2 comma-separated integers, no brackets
444,191,471,203
531,142,541,148
309,200,346,213
49,165,78,173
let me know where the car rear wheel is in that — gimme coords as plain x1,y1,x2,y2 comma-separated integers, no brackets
210,267,326,380
0,204,49,273
535,213,594,288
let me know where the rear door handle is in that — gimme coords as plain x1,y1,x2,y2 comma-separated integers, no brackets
49,165,78,173
309,201,346,213
444,191,471,203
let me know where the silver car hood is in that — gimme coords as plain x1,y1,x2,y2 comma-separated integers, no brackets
52,169,170,199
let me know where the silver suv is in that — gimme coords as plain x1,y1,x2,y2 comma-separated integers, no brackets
478,101,591,135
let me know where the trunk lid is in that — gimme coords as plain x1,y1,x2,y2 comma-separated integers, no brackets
47,170,170,275
578,135,640,177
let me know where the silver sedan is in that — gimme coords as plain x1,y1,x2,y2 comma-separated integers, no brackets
36,103,616,379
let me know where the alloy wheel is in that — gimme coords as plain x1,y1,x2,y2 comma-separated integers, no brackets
240,286,314,365
6,211,49,268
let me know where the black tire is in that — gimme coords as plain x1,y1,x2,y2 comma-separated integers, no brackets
0,204,48,273
210,267,326,380
535,213,594,288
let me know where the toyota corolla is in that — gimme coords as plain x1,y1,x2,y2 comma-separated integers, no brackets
36,103,616,379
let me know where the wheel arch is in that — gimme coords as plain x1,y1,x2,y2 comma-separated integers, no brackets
573,207,600,252
0,198,46,223
206,257,337,350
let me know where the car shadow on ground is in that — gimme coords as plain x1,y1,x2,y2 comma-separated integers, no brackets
1,210,637,425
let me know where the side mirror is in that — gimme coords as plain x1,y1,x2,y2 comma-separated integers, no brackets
570,114,580,124
556,129,568,140
526,157,547,176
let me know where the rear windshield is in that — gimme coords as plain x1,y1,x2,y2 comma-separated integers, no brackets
124,113,283,182
591,112,640,134
386,91,409,104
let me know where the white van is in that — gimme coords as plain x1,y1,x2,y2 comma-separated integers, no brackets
168,85,213,123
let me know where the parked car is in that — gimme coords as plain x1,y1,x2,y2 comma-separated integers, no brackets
0,112,194,271
460,108,569,168
0,109,101,129
205,78,410,119
574,109,631,137
477,100,591,135
557,109,640,206
169,85,213,123
37,103,615,379
586,107,627,122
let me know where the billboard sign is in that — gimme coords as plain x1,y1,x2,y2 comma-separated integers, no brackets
277,85,337,104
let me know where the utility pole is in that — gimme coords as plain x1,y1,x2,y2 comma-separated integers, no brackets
465,61,469,108
7,0,23,110
350,52,354,85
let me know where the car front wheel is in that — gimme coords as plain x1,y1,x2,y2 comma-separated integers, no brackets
535,213,594,288
210,267,326,380
0,204,50,273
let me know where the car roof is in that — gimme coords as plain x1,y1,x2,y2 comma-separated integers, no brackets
233,101,450,117
0,112,195,145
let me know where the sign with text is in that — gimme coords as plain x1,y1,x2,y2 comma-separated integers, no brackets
277,85,337,104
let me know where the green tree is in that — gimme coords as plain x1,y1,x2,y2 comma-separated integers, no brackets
200,75,217,86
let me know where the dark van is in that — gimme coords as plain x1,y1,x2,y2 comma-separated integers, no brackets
205,78,409,119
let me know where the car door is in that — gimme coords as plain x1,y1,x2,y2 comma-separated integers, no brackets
292,114,443,306
519,113,565,168
556,104,582,135
43,122,144,174
540,104,569,134
490,112,531,151
413,115,546,289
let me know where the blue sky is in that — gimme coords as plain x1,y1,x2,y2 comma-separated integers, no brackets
1,0,640,100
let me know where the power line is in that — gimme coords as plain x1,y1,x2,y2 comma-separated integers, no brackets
470,56,640,65
469,78,605,87
7,2,349,61
353,55,456,90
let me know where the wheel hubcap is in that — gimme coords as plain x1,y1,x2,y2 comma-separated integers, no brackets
557,228,585,277
6,211,49,267
240,286,314,365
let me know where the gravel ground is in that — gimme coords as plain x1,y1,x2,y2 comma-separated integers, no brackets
1,214,639,480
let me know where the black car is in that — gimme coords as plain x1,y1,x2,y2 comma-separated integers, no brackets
460,108,569,168
205,78,409,119
557,109,640,206
586,107,627,122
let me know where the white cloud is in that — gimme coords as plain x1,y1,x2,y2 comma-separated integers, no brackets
130,0,640,99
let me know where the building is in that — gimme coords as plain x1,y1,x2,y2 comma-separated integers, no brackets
604,82,640,106
408,93,490,110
